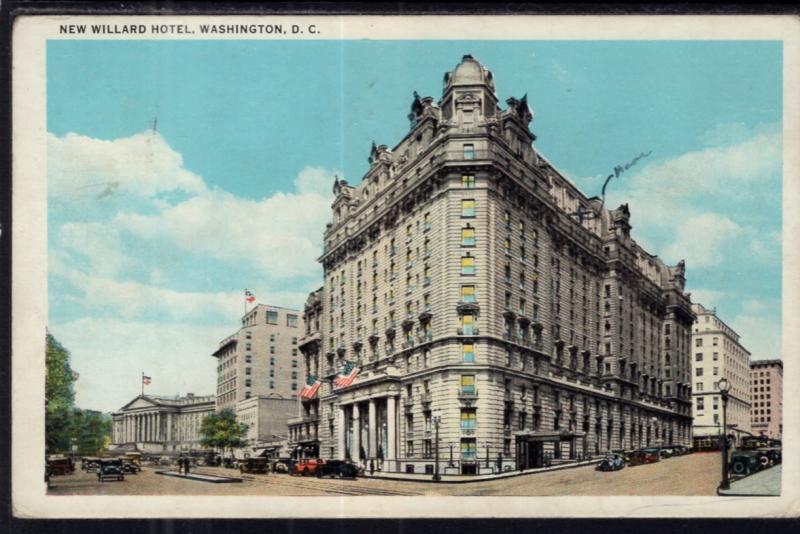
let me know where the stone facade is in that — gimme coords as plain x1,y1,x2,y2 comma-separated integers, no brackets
750,359,782,440
111,394,215,454
690,303,752,441
292,55,694,474
213,304,304,445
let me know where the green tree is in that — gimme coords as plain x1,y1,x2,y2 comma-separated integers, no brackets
73,409,112,456
199,409,249,459
45,332,77,454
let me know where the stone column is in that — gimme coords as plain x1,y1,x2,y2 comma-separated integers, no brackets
352,403,361,464
387,395,397,471
368,399,377,459
166,413,173,443
337,405,346,459
156,413,162,442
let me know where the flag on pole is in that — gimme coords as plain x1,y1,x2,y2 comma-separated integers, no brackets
299,375,321,399
142,375,152,385
245,289,256,303
334,361,360,389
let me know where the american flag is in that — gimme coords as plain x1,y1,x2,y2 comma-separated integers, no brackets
299,375,321,399
245,289,256,303
142,375,151,385
334,361,360,389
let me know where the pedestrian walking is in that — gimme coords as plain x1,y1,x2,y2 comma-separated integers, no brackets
184,457,191,475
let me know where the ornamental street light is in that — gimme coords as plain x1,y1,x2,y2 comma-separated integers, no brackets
484,441,491,469
651,416,660,460
432,411,442,482
448,443,454,467
718,377,731,491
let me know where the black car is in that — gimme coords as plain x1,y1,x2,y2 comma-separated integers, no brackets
315,460,358,479
97,459,125,482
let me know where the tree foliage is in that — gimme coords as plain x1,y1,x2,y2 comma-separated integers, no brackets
199,409,249,457
46,332,77,453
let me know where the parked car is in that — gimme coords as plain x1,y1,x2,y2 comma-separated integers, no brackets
271,458,293,473
82,457,102,472
291,458,325,476
610,449,632,463
120,458,140,474
97,459,125,482
47,456,75,476
628,448,660,466
659,446,678,458
239,457,270,475
730,451,761,476
596,453,625,472
316,460,359,479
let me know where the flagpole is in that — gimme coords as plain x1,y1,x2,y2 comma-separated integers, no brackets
141,372,144,396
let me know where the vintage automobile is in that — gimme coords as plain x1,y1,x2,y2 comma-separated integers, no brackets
315,460,359,479
596,453,626,472
81,457,103,472
291,458,325,477
627,448,660,466
659,446,678,458
120,457,140,474
730,450,761,476
271,458,293,474
47,456,75,476
97,459,125,482
239,457,270,475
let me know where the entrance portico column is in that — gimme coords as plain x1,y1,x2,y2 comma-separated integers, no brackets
352,404,361,463
387,395,397,471
368,399,377,459
337,405,346,459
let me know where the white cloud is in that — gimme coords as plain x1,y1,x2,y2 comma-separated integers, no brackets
50,318,229,413
687,288,726,308
115,181,332,279
729,314,782,360
662,213,739,269
48,131,206,200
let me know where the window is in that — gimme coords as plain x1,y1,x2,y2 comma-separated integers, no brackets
695,368,703,377
695,353,703,362
461,256,475,275
270,346,275,354
461,374,476,394
460,409,476,430
292,360,298,368
461,174,475,188
270,369,275,378
462,342,475,363
696,338,703,347
245,367,252,375
713,352,718,361
713,367,719,376
696,382,703,392
270,381,274,389
267,311,279,324
463,144,475,160
270,357,275,365
712,337,718,346
291,371,298,379
697,397,704,410
461,199,476,217
460,314,475,335
287,314,299,327
461,285,476,303
460,439,477,460
461,226,476,246
245,379,252,387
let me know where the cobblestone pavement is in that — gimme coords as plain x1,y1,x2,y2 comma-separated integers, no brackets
48,452,722,496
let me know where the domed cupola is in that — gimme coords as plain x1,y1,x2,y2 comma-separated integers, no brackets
440,54,500,127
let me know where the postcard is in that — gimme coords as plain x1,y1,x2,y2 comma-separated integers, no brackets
11,13,800,518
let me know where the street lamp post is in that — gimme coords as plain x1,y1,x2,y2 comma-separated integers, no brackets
449,443,454,467
718,377,731,491
485,441,490,469
651,416,660,460
432,412,441,482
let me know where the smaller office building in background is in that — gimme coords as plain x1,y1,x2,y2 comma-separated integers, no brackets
212,304,305,453
750,359,782,440
690,303,752,445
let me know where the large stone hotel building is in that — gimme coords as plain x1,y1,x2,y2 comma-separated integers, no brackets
289,55,694,474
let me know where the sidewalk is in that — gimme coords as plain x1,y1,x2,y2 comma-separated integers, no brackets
718,465,781,496
361,458,598,484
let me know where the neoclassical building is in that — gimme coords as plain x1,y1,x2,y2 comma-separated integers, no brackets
291,55,694,474
111,393,215,454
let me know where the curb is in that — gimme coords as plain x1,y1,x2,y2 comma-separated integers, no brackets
359,459,598,484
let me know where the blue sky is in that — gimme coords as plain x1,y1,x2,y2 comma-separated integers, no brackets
46,40,783,412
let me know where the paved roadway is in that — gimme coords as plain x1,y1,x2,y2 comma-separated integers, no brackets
48,452,722,496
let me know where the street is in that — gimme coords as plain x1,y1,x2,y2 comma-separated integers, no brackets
48,452,723,496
